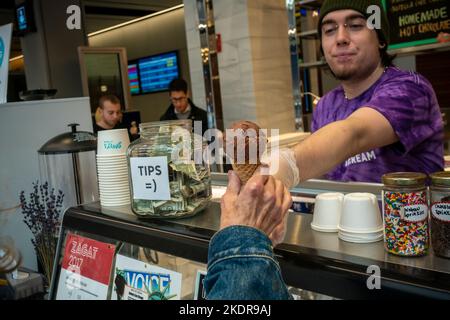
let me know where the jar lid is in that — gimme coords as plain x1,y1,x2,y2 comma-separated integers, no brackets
140,119,192,131
382,172,427,187
430,171,450,186
38,124,96,154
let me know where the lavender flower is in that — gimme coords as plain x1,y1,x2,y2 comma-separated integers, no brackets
19,181,64,286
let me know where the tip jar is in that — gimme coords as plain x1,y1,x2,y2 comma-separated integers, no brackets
382,172,429,257
127,120,211,219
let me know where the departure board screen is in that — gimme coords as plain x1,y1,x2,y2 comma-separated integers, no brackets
128,63,140,95
138,52,179,94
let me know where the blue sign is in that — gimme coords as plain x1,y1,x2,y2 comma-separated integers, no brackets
0,38,4,67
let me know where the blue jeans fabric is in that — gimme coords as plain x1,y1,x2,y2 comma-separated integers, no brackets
204,226,292,300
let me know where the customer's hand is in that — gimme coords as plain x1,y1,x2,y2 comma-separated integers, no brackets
220,171,292,246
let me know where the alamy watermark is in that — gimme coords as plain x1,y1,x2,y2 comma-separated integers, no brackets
366,265,381,290
366,5,382,30
66,5,81,30
166,121,281,174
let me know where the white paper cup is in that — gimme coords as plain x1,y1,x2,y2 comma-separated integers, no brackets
97,168,128,173
98,176,129,182
99,190,130,197
97,170,129,176
97,154,128,158
99,184,130,190
338,230,383,243
100,194,130,200
96,157,128,162
97,171,129,177
339,193,383,233
100,194,130,199
311,192,344,232
97,169,129,175
96,161,128,167
97,161,128,166
97,129,130,156
97,165,128,171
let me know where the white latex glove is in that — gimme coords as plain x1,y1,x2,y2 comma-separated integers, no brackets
260,148,300,189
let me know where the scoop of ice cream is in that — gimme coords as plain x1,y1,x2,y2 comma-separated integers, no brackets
224,120,267,184
224,120,267,165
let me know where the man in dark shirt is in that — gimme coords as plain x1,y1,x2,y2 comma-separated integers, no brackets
93,95,139,141
93,95,124,133
160,79,209,134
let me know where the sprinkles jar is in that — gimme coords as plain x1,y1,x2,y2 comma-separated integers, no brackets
382,172,429,257
430,172,450,258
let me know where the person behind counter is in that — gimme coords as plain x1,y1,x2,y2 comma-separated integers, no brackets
264,0,444,188
160,78,209,134
93,95,123,133
93,95,139,141
204,171,293,300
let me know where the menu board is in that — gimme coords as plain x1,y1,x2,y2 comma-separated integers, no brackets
384,0,450,49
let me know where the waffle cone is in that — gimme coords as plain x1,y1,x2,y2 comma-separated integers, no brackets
232,163,260,185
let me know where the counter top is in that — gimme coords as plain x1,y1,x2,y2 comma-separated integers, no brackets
61,201,450,299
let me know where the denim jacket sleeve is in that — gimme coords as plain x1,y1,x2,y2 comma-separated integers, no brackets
204,226,292,300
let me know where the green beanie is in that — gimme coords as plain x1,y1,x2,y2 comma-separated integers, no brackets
318,0,390,45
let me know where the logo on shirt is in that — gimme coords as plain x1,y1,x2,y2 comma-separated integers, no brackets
344,151,377,167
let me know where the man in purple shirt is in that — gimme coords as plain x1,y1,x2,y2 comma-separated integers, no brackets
267,0,444,186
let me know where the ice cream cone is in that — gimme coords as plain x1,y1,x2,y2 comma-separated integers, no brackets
232,163,260,185
225,120,267,185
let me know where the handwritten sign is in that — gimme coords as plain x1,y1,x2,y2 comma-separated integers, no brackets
56,233,116,300
130,157,171,201
401,204,428,222
431,202,450,222
384,0,450,49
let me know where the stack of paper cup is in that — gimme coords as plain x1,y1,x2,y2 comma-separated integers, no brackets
96,129,131,206
338,193,383,243
311,193,344,232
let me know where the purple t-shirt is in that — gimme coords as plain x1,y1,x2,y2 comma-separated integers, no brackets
311,66,444,183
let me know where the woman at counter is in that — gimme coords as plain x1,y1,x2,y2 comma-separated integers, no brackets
267,0,443,187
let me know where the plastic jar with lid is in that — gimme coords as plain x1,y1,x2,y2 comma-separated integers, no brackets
381,172,429,256
127,120,211,218
429,172,450,258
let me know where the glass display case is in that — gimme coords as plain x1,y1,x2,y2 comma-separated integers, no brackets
48,175,450,300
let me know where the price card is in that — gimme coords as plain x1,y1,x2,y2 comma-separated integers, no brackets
130,157,171,201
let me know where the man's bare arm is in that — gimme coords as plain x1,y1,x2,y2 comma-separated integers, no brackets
294,107,398,181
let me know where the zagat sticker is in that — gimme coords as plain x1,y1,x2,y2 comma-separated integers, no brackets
400,204,428,223
431,202,450,223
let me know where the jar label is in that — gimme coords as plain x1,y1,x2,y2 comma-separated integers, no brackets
400,204,428,222
130,157,171,201
431,202,450,222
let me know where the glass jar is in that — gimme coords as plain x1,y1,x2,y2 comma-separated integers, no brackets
429,172,450,259
382,172,429,256
127,120,211,218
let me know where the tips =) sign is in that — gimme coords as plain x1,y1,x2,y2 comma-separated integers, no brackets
130,157,171,201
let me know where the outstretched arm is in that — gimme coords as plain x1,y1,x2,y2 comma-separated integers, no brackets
270,107,398,186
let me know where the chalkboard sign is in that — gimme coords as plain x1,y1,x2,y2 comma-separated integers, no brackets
383,0,450,49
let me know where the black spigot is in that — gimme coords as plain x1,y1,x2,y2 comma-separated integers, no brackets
68,123,79,134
